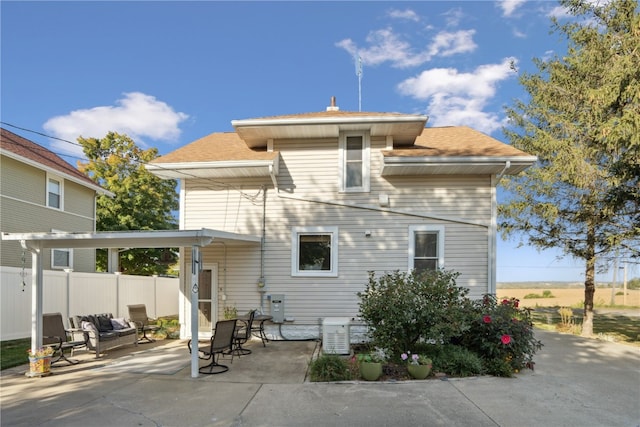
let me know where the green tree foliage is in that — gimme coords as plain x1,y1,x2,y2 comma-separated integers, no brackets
77,132,179,275
499,0,640,336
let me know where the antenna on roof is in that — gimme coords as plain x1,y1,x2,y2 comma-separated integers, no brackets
355,55,363,112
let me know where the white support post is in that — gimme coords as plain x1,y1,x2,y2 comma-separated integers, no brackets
190,246,201,378
30,243,43,353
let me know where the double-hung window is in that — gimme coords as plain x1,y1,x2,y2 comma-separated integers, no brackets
339,132,370,192
47,175,63,209
408,225,444,273
291,226,338,277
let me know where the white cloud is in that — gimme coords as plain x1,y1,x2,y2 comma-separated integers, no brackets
336,28,477,68
388,8,420,22
43,92,188,156
442,7,464,27
498,0,527,17
397,58,517,133
428,30,476,57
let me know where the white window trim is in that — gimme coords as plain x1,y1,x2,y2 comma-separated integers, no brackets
291,226,339,277
46,173,64,210
408,225,445,272
51,248,73,270
338,131,370,193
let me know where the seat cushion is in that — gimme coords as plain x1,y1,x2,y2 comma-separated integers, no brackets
116,327,137,337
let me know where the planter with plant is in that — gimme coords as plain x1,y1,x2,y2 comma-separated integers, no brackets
401,351,432,379
356,348,387,381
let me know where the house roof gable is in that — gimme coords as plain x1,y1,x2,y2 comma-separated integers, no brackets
0,127,111,194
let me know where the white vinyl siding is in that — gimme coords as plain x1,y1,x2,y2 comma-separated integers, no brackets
179,135,494,325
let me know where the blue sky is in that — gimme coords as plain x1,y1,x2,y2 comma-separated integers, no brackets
1,1,629,283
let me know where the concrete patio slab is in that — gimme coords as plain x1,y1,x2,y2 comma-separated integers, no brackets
1,330,638,427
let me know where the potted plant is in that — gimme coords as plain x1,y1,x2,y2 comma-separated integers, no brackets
401,351,432,379
356,347,387,381
26,346,54,377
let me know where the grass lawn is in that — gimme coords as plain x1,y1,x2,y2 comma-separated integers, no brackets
531,307,640,347
1,338,31,371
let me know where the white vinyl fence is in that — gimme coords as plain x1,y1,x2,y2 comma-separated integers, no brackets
1,266,179,340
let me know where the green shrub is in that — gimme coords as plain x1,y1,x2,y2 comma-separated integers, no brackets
461,295,543,377
424,344,484,377
357,270,471,355
308,354,351,382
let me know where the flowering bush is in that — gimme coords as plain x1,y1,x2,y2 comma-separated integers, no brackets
461,294,543,377
27,347,54,358
401,351,432,367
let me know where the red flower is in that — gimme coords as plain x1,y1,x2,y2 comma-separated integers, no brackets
502,299,510,305
483,315,492,324
501,334,511,345
514,299,519,308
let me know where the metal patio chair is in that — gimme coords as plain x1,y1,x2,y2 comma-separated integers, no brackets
43,312,86,365
188,319,237,374
127,304,160,343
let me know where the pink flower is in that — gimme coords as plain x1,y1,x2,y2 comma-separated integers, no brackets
483,315,492,324
501,334,511,345
401,353,408,361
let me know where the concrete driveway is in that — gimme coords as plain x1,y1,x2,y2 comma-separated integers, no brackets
1,329,638,426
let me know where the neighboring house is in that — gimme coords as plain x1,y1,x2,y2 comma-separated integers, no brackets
148,99,536,339
0,127,111,272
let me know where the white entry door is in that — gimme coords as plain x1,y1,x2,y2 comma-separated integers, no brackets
197,265,217,338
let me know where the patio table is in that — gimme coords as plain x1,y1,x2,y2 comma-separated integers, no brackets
238,313,272,346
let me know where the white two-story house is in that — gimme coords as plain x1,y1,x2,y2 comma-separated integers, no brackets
148,100,536,339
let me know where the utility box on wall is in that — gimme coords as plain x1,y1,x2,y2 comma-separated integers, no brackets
322,317,351,354
270,294,285,323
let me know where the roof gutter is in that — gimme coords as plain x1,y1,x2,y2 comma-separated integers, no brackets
232,115,428,129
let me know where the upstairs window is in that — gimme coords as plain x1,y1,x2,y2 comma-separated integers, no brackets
408,225,444,273
291,226,338,277
47,175,63,209
51,248,73,269
339,132,370,192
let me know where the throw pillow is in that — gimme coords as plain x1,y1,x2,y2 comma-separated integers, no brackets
97,315,113,332
110,318,129,330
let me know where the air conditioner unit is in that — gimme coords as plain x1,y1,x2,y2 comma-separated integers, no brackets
322,317,351,355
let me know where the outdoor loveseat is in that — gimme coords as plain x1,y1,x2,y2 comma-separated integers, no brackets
69,313,138,357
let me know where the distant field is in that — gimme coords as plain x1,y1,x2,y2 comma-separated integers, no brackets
496,287,640,308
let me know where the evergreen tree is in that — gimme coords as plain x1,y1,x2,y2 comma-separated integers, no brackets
500,0,639,336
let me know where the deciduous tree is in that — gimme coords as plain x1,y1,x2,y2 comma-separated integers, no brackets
77,132,179,275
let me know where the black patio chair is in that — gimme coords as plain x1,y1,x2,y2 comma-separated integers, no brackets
127,304,160,343
187,319,237,374
42,312,86,365
233,310,256,357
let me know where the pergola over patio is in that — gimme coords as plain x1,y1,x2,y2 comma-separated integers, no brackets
0,228,261,378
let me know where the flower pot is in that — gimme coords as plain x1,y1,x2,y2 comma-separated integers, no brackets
407,364,431,380
27,356,52,377
360,362,382,381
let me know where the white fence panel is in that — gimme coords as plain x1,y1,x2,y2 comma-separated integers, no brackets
0,266,178,340
155,277,179,317
1,267,32,340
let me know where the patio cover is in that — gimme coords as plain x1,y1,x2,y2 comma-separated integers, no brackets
0,228,261,378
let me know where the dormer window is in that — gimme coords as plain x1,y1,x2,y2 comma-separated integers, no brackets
339,132,370,193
